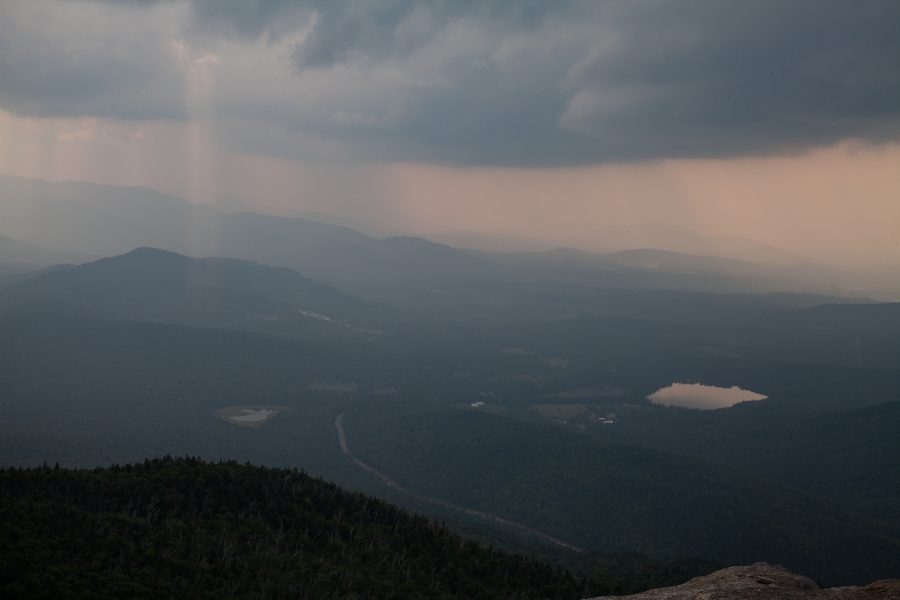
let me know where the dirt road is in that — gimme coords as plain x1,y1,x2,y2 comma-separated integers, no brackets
334,411,583,553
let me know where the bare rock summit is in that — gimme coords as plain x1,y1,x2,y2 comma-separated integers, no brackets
587,563,900,600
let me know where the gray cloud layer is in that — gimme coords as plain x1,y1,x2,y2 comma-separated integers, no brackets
1,0,898,165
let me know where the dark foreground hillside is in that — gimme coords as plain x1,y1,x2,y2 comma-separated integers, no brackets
0,458,592,599
0,459,710,599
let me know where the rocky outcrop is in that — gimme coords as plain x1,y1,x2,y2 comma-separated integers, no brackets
587,563,900,599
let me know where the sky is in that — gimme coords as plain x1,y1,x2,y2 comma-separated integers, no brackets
0,0,898,265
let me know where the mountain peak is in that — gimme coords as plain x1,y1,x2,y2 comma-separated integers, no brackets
120,246,183,259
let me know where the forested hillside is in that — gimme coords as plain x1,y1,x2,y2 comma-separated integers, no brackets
345,408,900,586
0,458,593,599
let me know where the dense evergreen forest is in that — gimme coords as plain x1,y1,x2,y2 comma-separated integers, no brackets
0,458,712,599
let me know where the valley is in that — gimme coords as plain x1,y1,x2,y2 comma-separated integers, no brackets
0,177,898,591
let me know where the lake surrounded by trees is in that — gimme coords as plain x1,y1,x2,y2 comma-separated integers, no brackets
647,383,767,410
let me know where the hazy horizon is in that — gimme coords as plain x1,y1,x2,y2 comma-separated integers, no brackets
1,163,897,271
1,1,899,268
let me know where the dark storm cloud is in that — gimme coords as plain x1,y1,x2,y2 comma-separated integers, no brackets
1,0,898,165
0,2,186,120
187,0,311,40
555,1,900,160
283,1,569,69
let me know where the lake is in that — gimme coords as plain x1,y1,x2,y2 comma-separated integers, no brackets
648,382,767,410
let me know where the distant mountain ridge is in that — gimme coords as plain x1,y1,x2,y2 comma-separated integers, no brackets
429,223,802,265
1,246,388,339
584,222,804,265
484,246,870,299
0,233,88,267
0,174,492,301
2,174,896,301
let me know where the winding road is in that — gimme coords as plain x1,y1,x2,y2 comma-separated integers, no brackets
334,411,583,553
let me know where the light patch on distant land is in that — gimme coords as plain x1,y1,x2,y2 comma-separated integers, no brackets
297,308,332,322
648,383,767,410
215,405,290,428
